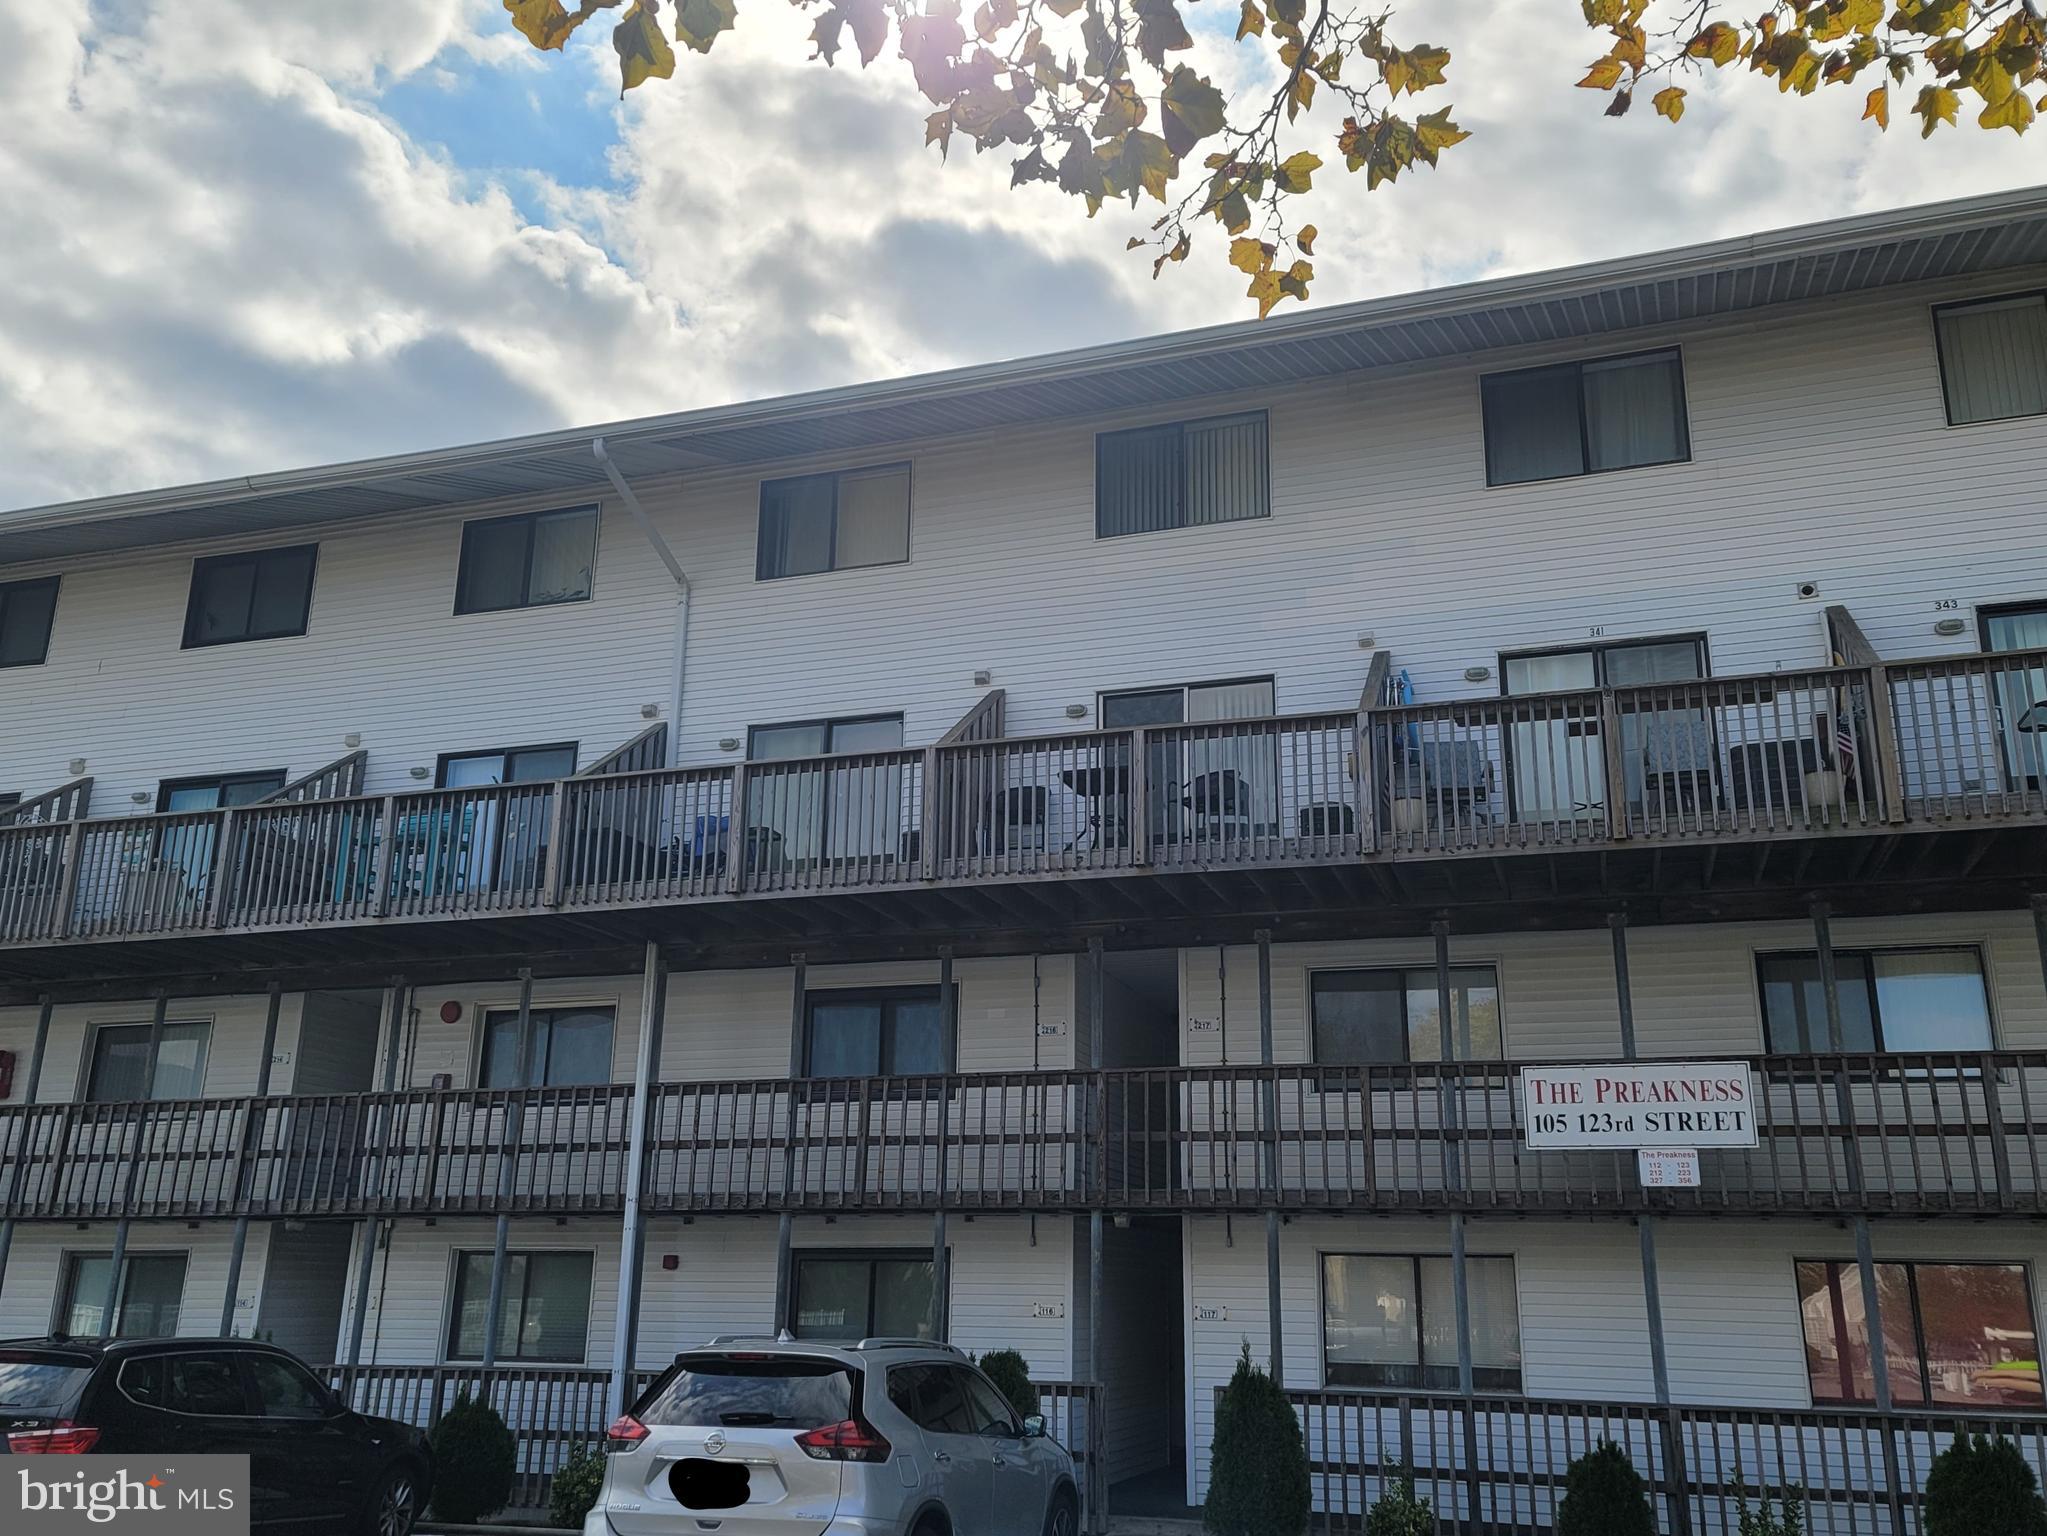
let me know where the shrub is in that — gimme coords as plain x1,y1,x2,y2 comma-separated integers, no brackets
1731,1475,1805,1536
550,1444,606,1529
1554,1440,1655,1536
1364,1468,1436,1536
975,1349,1042,1423
1204,1341,1309,1536
429,1391,517,1524
1924,1433,2047,1536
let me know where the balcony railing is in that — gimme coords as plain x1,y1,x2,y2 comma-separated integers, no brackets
4,650,2043,949
1278,1387,2047,1534
5,1054,2040,1221
320,1362,1105,1526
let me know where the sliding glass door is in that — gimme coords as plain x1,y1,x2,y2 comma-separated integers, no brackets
748,715,906,867
1101,678,1277,847
1984,604,2047,792
1502,638,1704,824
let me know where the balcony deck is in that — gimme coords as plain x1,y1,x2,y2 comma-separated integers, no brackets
2,647,2045,995
6,1053,2040,1222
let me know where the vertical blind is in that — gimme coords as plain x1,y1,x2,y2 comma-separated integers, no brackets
1097,412,1269,536
1938,294,2047,424
1482,349,1689,485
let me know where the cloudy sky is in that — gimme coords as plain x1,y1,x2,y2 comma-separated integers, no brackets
2,0,2040,511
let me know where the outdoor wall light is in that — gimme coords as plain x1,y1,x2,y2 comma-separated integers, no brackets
1356,633,1375,649
343,732,362,749
1464,665,1492,682
1934,617,1968,636
974,669,993,686
1065,704,1088,719
129,792,150,805
641,703,660,718
719,737,740,752
409,766,430,780
68,758,86,776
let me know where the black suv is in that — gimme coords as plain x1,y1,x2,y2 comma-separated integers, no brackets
0,1337,432,1536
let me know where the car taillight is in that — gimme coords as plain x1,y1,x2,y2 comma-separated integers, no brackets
795,1419,891,1463
8,1422,101,1454
604,1414,649,1452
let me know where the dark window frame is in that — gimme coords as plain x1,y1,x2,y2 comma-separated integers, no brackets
1932,291,2047,428
1309,965,1505,1067
1319,1251,1523,1394
755,461,914,582
1094,410,1272,540
1977,598,2047,652
1754,944,1995,1056
181,544,318,649
154,770,288,814
1097,674,1279,726
1496,632,1713,692
1480,346,1692,488
54,1250,190,1339
786,1247,944,1340
474,1003,618,1089
0,576,61,668
443,1248,596,1364
79,1018,213,1104
802,985,954,1079
1797,1256,2044,1409
433,741,581,788
453,505,599,616
744,714,906,761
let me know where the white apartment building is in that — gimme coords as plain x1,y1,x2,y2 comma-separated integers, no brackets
4,189,2047,1533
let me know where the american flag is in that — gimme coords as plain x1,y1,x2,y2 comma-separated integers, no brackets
1832,709,1857,779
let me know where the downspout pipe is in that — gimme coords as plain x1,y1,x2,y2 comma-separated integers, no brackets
594,439,692,765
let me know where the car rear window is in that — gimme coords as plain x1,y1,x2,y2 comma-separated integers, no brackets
0,1354,93,1412
636,1356,856,1429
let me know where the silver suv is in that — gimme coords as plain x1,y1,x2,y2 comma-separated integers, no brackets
588,1336,1081,1536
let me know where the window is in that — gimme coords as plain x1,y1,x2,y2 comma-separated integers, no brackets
446,1251,594,1362
182,544,317,648
0,793,20,815
1799,1259,2043,1409
888,1364,1017,1437
1322,1254,1521,1392
756,463,911,580
637,1356,855,1429
1481,349,1689,486
747,716,904,762
790,1251,937,1341
805,988,948,1078
1935,293,2047,425
1096,412,1268,538
84,1022,211,1102
479,1006,615,1088
57,1253,188,1339
436,743,579,788
118,1353,247,1417
1758,948,1993,1054
156,771,287,813
244,1354,332,1420
1312,968,1502,1065
455,506,597,614
0,577,59,668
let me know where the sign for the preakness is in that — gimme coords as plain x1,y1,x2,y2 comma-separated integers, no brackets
1519,1062,1758,1150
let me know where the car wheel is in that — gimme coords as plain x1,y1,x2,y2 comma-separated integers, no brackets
1042,1491,1078,1536
364,1464,421,1536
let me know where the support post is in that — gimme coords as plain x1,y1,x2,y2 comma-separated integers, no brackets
479,971,534,1386
930,1211,950,1342
774,956,806,1334
219,982,283,1337
0,995,55,1293
2032,894,2047,992
1254,930,1282,1382
102,991,169,1338
611,944,667,1413
931,946,955,1342
774,1214,794,1333
345,982,405,1368
1610,910,1638,1061
1812,901,1866,1197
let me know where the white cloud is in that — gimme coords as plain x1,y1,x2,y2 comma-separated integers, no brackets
0,0,2039,510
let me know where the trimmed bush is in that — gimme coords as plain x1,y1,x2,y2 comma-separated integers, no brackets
975,1349,1042,1423
1204,1341,1309,1536
1924,1433,2047,1536
550,1444,606,1530
1554,1439,1655,1536
429,1391,518,1525
1364,1468,1436,1536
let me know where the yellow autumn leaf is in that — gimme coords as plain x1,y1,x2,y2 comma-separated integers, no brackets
1236,0,1263,39
1578,56,1625,90
613,3,676,91
1863,83,1889,128
1979,89,2035,132
1652,85,1685,121
1277,150,1321,192
1228,237,1270,274
505,0,582,49
1297,223,1317,255
1914,83,1960,135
